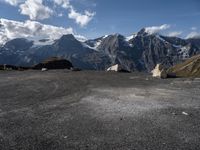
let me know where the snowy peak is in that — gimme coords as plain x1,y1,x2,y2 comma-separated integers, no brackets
137,28,149,36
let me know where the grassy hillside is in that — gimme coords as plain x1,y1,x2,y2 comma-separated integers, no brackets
168,54,200,78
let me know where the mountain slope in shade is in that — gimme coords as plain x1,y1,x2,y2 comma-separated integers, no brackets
129,29,200,71
95,34,139,71
168,54,200,77
0,34,110,70
0,38,33,65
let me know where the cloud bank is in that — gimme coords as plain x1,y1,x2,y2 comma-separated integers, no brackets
3,0,95,27
0,18,74,44
186,32,200,39
168,31,182,37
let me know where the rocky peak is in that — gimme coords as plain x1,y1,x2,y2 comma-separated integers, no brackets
53,34,85,54
59,34,76,41
137,28,148,37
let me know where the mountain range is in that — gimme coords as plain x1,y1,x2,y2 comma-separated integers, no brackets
0,28,200,72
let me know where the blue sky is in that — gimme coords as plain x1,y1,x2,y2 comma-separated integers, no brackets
0,0,200,39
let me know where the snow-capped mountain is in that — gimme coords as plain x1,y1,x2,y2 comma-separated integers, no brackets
0,28,200,72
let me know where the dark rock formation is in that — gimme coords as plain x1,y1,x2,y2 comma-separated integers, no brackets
33,57,73,70
0,64,30,71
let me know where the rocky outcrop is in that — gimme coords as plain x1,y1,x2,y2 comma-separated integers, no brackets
33,57,73,70
167,54,200,78
151,64,167,79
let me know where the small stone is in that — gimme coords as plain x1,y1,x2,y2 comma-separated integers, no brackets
182,112,189,116
63,136,68,139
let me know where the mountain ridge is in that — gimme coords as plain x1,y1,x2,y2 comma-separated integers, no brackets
0,28,200,72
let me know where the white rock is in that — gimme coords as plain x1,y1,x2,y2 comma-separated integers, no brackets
107,64,121,72
182,112,189,116
41,68,48,72
151,64,167,79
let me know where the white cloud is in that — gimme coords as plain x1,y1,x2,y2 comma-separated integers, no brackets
53,0,95,27
68,8,95,27
2,0,95,26
58,13,63,17
19,0,53,20
0,18,74,44
145,24,171,35
186,32,200,39
191,27,197,31
54,0,70,9
4,0,23,6
168,31,182,37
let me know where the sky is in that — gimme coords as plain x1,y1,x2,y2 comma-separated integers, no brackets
0,0,200,42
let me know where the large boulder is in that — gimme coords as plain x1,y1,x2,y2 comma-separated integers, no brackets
107,64,130,72
107,64,120,72
151,64,167,79
33,57,73,70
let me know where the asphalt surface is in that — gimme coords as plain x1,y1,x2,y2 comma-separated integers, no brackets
0,70,200,150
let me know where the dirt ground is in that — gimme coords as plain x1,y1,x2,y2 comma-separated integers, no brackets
0,70,200,150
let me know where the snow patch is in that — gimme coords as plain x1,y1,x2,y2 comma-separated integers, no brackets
126,34,137,41
94,40,102,49
173,44,182,48
156,35,168,43
103,35,108,39
179,45,190,58
24,56,31,63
